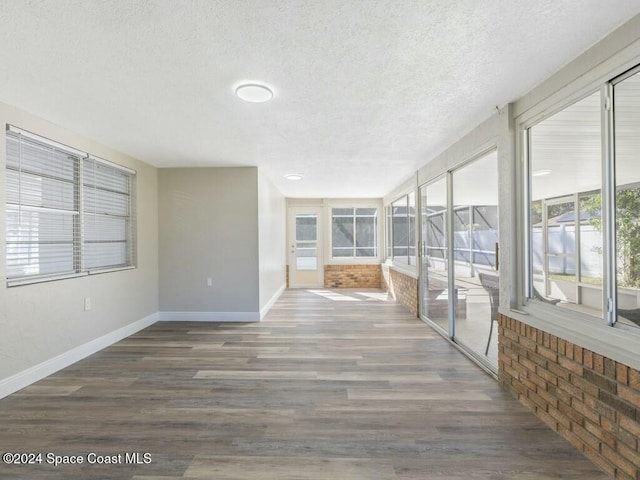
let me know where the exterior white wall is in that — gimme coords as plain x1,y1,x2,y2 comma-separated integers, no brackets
158,167,260,317
0,101,159,394
257,172,286,317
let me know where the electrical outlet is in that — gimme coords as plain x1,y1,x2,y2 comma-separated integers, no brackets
207,277,213,287
84,297,91,311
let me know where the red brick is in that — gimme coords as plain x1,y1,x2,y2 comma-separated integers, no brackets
559,356,583,375
617,363,629,385
618,412,640,439
537,386,559,409
601,445,637,478
557,339,567,356
519,335,537,351
536,366,559,386
570,373,600,397
599,416,637,450
527,369,548,390
629,368,640,390
528,390,549,412
604,358,616,378
559,400,584,425
565,342,575,360
583,445,616,478
574,345,583,364
583,349,593,369
572,422,601,451
538,345,559,363
549,384,572,405
584,418,616,449
548,361,571,381
593,353,605,374
618,442,640,471
572,398,601,425
618,384,640,409
548,404,571,429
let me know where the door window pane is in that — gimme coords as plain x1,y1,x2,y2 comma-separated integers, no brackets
296,214,317,270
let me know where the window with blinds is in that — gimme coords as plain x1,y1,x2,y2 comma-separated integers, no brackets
5,125,136,285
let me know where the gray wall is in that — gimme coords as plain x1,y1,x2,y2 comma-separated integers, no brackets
258,171,286,315
0,100,159,385
158,167,260,315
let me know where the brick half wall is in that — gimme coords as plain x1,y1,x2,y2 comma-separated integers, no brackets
381,265,418,317
499,314,640,479
324,264,382,289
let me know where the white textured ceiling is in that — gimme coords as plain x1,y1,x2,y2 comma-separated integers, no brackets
1,1,639,198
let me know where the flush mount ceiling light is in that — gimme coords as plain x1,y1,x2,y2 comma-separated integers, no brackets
532,169,552,177
235,83,273,103
284,174,303,181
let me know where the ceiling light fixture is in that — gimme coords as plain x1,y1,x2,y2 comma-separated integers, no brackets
235,83,274,103
532,169,552,177
284,174,303,181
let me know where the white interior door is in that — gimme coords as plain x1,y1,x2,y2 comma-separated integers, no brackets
288,207,324,288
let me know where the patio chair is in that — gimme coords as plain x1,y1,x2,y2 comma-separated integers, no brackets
478,273,500,355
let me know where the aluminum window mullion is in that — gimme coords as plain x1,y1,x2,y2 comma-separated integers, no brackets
446,172,455,339
523,128,533,299
602,83,617,326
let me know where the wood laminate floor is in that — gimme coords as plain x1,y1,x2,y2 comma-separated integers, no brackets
0,288,609,479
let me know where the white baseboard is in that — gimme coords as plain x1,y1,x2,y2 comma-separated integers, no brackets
0,312,159,400
158,311,260,322
260,283,286,320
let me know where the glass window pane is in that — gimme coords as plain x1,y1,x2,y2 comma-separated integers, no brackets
392,197,408,263
296,215,317,241
613,70,640,328
579,194,602,285
331,207,377,258
529,91,602,318
408,192,416,266
420,178,448,330
332,214,354,257
355,216,375,248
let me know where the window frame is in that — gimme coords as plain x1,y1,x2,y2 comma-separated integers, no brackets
329,206,378,260
519,64,640,332
5,125,137,286
385,192,417,270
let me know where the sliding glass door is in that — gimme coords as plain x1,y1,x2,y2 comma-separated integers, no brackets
419,177,449,333
452,152,499,365
419,150,499,369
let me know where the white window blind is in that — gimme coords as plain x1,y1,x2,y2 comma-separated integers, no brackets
5,126,136,285
83,157,135,272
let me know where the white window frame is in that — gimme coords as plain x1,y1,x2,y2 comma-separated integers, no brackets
512,58,640,371
387,193,417,268
329,207,378,260
5,125,137,286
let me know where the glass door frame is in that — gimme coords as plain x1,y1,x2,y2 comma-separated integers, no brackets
418,148,499,373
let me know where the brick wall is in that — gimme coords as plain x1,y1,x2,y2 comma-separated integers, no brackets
382,265,418,317
324,264,381,288
499,314,640,479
